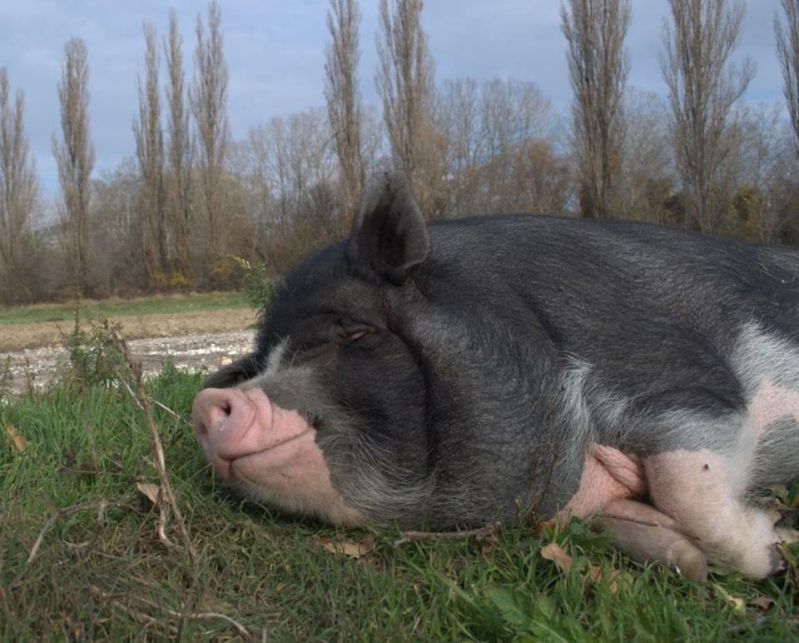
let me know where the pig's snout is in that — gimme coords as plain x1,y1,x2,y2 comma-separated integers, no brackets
192,387,266,479
192,386,319,485
193,387,250,437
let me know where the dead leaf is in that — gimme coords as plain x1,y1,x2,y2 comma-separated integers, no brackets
540,542,572,572
479,532,500,557
4,423,27,453
318,537,374,559
749,596,775,612
588,566,622,593
136,482,161,506
535,519,557,535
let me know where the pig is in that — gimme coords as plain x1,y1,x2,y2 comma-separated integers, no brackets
192,172,799,581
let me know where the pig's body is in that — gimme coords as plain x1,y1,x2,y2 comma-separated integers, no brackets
193,174,799,580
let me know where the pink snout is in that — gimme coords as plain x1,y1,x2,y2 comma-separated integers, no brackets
192,386,315,481
192,387,266,479
192,386,366,527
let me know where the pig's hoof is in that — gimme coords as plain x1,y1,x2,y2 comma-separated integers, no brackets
735,544,785,580
671,541,708,582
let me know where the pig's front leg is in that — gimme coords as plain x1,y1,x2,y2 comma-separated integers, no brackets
644,445,783,579
596,498,708,581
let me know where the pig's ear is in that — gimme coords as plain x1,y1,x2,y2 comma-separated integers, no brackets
203,354,259,389
347,171,429,285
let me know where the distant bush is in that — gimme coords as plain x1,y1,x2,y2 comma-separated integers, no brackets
152,271,192,291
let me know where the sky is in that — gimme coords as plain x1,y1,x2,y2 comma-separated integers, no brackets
0,0,786,198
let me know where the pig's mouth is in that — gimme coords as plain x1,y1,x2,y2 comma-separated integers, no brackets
192,386,319,483
228,427,317,482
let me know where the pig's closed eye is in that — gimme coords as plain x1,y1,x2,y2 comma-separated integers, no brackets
340,323,374,342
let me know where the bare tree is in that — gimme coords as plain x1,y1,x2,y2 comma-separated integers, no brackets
90,159,147,295
478,78,556,213
191,0,229,259
53,38,94,299
776,0,799,157
725,103,796,242
133,22,166,287
616,88,675,224
325,0,363,230
433,77,562,217
239,109,340,270
662,0,754,232
0,68,37,303
165,9,193,280
434,77,481,215
561,0,631,219
376,0,439,215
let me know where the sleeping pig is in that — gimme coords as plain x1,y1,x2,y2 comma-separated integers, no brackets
192,172,799,581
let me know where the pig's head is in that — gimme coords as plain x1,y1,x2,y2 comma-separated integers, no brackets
192,173,557,528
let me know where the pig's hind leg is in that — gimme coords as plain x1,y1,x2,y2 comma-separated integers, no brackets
642,428,783,580
597,498,708,581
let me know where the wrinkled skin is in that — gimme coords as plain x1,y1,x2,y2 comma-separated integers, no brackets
193,173,799,580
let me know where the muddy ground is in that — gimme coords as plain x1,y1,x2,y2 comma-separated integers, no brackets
1,311,257,396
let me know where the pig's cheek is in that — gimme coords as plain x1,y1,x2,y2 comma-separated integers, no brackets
232,431,365,526
236,432,324,488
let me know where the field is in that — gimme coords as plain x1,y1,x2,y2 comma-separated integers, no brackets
0,292,253,352
1,297,798,640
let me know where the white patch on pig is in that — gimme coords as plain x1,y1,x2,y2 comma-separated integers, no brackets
555,358,631,441
731,321,799,481
748,379,799,438
556,359,594,434
733,320,799,396
262,338,288,377
551,358,640,521
647,407,753,457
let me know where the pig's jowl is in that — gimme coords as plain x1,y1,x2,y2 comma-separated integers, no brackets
193,172,799,581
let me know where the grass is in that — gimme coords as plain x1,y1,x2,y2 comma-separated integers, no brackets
0,291,248,326
1,361,798,640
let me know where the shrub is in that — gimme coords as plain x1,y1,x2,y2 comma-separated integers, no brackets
229,256,277,312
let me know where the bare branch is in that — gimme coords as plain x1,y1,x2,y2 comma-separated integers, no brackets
26,501,132,566
393,522,500,547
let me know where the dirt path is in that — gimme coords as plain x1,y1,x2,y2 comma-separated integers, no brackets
1,310,258,396
0,308,257,352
